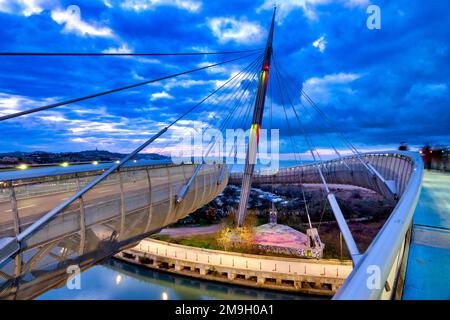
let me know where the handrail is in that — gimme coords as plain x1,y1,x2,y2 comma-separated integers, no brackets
333,151,423,299
229,151,424,299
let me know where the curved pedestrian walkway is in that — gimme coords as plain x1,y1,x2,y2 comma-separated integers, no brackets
403,171,450,300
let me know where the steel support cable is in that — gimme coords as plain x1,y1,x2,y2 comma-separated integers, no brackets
196,55,261,135
211,56,263,134
274,58,396,201
272,57,352,215
268,66,275,203
272,57,374,175
269,69,311,227
272,64,313,228
295,100,353,170
274,68,330,227
145,54,263,159
144,69,250,159
272,56,360,154
192,53,263,161
272,55,336,167
317,196,328,230
300,90,376,174
301,90,362,156
188,55,263,163
272,58,330,194
223,73,259,175
273,60,332,230
176,58,263,201
205,71,255,166
226,84,257,175
11,54,260,249
225,54,263,134
201,64,261,161
0,49,263,56
274,59,339,190
222,64,261,157
271,60,352,170
273,61,361,260
0,52,261,122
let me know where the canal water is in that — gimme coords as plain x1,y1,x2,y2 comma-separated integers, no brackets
37,259,316,300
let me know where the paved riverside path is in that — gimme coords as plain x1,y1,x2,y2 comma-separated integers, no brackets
134,238,353,280
403,171,450,299
156,224,222,238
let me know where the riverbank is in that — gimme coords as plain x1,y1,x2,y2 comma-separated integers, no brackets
116,238,353,296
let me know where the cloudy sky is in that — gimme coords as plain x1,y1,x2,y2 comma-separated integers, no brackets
0,0,449,159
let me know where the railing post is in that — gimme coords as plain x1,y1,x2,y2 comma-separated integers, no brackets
162,166,173,226
76,177,86,255
118,170,126,240
7,181,20,236
144,167,153,233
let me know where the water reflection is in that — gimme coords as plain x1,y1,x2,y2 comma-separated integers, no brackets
37,259,317,300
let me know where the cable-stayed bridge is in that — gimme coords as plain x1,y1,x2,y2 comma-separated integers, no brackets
0,8,444,300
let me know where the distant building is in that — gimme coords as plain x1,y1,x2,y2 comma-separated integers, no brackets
0,156,19,164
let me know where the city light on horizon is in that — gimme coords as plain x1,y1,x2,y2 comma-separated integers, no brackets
17,164,28,170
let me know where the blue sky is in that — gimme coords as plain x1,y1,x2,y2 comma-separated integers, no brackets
0,0,449,159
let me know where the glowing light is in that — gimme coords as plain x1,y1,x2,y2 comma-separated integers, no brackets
60,162,69,167
133,160,137,163
92,161,99,165
161,291,168,300
115,275,122,285
17,164,28,170
115,160,120,164
250,123,261,144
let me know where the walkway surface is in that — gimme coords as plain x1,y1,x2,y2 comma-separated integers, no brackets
403,171,450,300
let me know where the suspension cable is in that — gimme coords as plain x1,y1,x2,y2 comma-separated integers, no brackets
0,49,263,57
0,52,260,122
14,54,262,244
146,54,263,157
272,59,352,170
200,56,264,161
272,56,331,194
225,73,259,173
271,62,314,227
272,56,375,175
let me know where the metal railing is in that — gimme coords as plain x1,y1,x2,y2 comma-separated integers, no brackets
230,151,423,299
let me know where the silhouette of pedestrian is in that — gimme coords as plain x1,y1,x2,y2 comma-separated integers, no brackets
398,142,409,151
421,143,432,170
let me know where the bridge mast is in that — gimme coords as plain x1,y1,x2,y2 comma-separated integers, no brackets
236,8,276,226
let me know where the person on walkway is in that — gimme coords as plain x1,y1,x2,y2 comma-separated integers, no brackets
421,143,433,170
399,142,409,151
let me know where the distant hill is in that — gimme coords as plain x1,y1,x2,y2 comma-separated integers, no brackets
0,150,168,165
